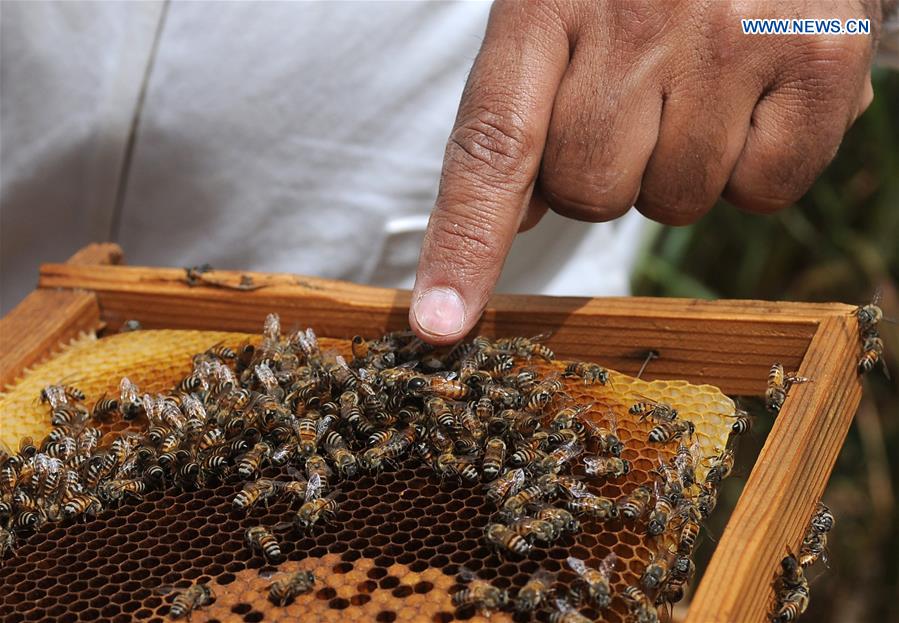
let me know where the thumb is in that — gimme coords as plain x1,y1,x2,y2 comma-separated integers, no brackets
410,1,568,344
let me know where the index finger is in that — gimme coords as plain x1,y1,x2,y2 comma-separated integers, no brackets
410,1,570,344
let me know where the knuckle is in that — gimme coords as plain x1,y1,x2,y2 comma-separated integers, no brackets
636,192,712,225
447,106,536,186
540,170,638,222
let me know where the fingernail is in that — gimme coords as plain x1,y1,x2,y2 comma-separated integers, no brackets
412,287,466,337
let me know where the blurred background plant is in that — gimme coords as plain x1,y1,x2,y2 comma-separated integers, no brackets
632,67,898,622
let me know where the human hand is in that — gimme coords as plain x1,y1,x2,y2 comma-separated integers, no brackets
410,0,880,344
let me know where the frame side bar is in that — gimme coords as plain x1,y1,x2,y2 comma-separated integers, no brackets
0,290,101,390
686,315,863,622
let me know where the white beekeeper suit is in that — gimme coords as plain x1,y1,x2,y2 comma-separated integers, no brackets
2,2,896,315
0,1,647,314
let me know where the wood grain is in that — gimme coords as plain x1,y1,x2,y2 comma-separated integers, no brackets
64,243,124,266
0,245,120,390
0,290,101,390
38,263,856,395
686,315,863,622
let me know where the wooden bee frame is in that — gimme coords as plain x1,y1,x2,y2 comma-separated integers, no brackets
0,243,863,623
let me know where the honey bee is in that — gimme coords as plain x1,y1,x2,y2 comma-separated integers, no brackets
436,452,479,482
799,529,827,568
622,585,659,623
617,485,653,520
656,552,695,606
729,406,754,436
295,417,318,456
494,333,555,360
40,383,85,407
295,495,339,531
567,553,616,609
245,526,284,564
268,570,315,606
533,441,582,474
526,378,568,413
205,343,237,361
322,431,357,477
509,444,546,468
515,569,555,612
507,517,559,543
548,598,591,623
704,447,735,484
410,373,472,400
0,527,15,559
676,501,702,555
647,482,675,536
630,396,678,422
855,291,883,334
481,437,507,481
533,503,580,534
61,494,103,520
641,550,673,591
674,441,700,488
100,478,148,504
564,362,610,385
566,494,619,521
857,331,887,377
771,554,810,623
50,404,88,428
452,567,510,613
811,502,834,534
485,522,531,556
697,482,718,519
549,404,592,431
538,473,590,500
233,478,279,511
766,363,810,414
766,363,788,414
500,483,546,518
648,419,695,444
426,397,461,432
583,455,630,478
486,468,526,505
483,384,522,408
585,413,624,456
237,442,271,479
168,582,215,620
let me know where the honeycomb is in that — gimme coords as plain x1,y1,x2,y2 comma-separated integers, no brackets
0,329,734,623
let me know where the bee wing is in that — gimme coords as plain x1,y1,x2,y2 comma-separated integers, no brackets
530,331,553,342
305,473,322,501
633,393,661,406
582,455,601,474
259,568,280,580
553,597,575,613
565,556,587,575
599,552,618,575
530,568,556,584
507,468,526,495
653,478,665,499
153,584,183,595
286,465,305,481
273,521,294,533
568,487,594,499
457,566,479,582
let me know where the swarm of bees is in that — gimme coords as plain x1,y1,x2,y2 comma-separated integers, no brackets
0,314,744,622
769,502,834,622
